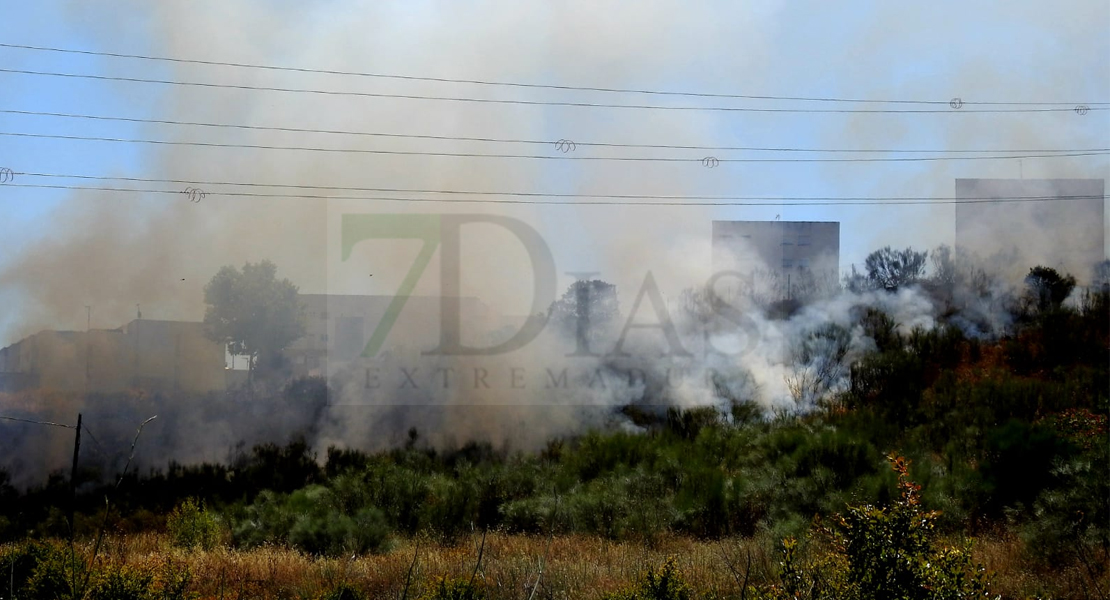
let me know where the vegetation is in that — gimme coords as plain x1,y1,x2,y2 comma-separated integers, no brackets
0,257,1106,597
548,279,621,355
203,259,306,380
846,246,929,292
166,497,224,550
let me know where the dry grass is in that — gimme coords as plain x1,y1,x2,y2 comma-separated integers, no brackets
16,531,1108,599
51,531,777,599
972,534,1110,600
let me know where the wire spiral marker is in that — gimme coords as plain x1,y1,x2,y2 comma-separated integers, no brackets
181,187,207,203
0,168,13,184
554,139,577,153
1075,105,1090,115
702,156,720,168
949,98,964,110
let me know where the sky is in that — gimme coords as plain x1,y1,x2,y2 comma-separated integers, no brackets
0,1,1107,344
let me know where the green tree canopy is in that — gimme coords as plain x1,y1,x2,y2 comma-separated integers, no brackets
203,260,306,376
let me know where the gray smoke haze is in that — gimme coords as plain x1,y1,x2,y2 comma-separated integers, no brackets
0,1,1107,480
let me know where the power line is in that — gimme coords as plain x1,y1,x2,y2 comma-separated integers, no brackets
2,182,1105,207
0,414,76,429
10,171,1110,203
1,42,1104,108
4,108,1108,154
4,131,1108,163
0,67,1104,115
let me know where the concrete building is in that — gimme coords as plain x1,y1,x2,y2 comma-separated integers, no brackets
712,220,840,277
0,320,229,394
285,294,495,377
710,220,840,304
955,179,1106,284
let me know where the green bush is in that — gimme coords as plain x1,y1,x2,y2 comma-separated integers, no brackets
418,474,477,544
762,454,993,600
0,540,75,600
1022,438,1110,567
233,485,392,556
87,564,156,600
167,497,224,550
601,558,692,600
420,577,485,600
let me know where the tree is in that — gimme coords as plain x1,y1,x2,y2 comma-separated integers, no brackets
204,260,306,383
1092,259,1110,292
785,322,851,407
548,280,620,355
1023,266,1076,313
863,246,928,292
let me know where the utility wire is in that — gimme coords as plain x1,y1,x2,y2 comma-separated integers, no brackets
80,424,110,459
0,414,76,429
1,42,1105,107
3,108,1107,154
10,171,1110,203
3,131,1108,163
0,67,1104,114
2,182,1105,207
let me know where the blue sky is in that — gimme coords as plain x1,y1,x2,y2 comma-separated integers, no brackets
0,1,1107,340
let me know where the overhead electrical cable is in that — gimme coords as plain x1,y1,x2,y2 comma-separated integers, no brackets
3,131,1107,163
2,108,1106,154
0,67,1104,114
2,181,1105,207
0,42,1104,107
8,171,1110,203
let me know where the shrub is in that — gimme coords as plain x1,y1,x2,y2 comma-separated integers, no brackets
152,559,194,600
420,577,485,600
321,582,366,600
233,486,392,556
601,557,692,600
762,454,993,600
87,563,156,600
166,497,224,550
1,540,74,599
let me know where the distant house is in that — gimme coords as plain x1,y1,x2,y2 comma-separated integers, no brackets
0,320,229,394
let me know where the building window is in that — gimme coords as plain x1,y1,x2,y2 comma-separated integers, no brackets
320,311,328,319
320,334,328,342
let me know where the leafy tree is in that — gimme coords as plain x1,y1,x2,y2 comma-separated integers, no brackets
548,279,620,355
863,246,928,292
203,260,306,382
1023,266,1076,313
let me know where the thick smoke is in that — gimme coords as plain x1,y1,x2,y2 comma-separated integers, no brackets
0,1,1107,483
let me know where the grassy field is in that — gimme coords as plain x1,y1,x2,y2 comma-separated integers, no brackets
2,529,1103,600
